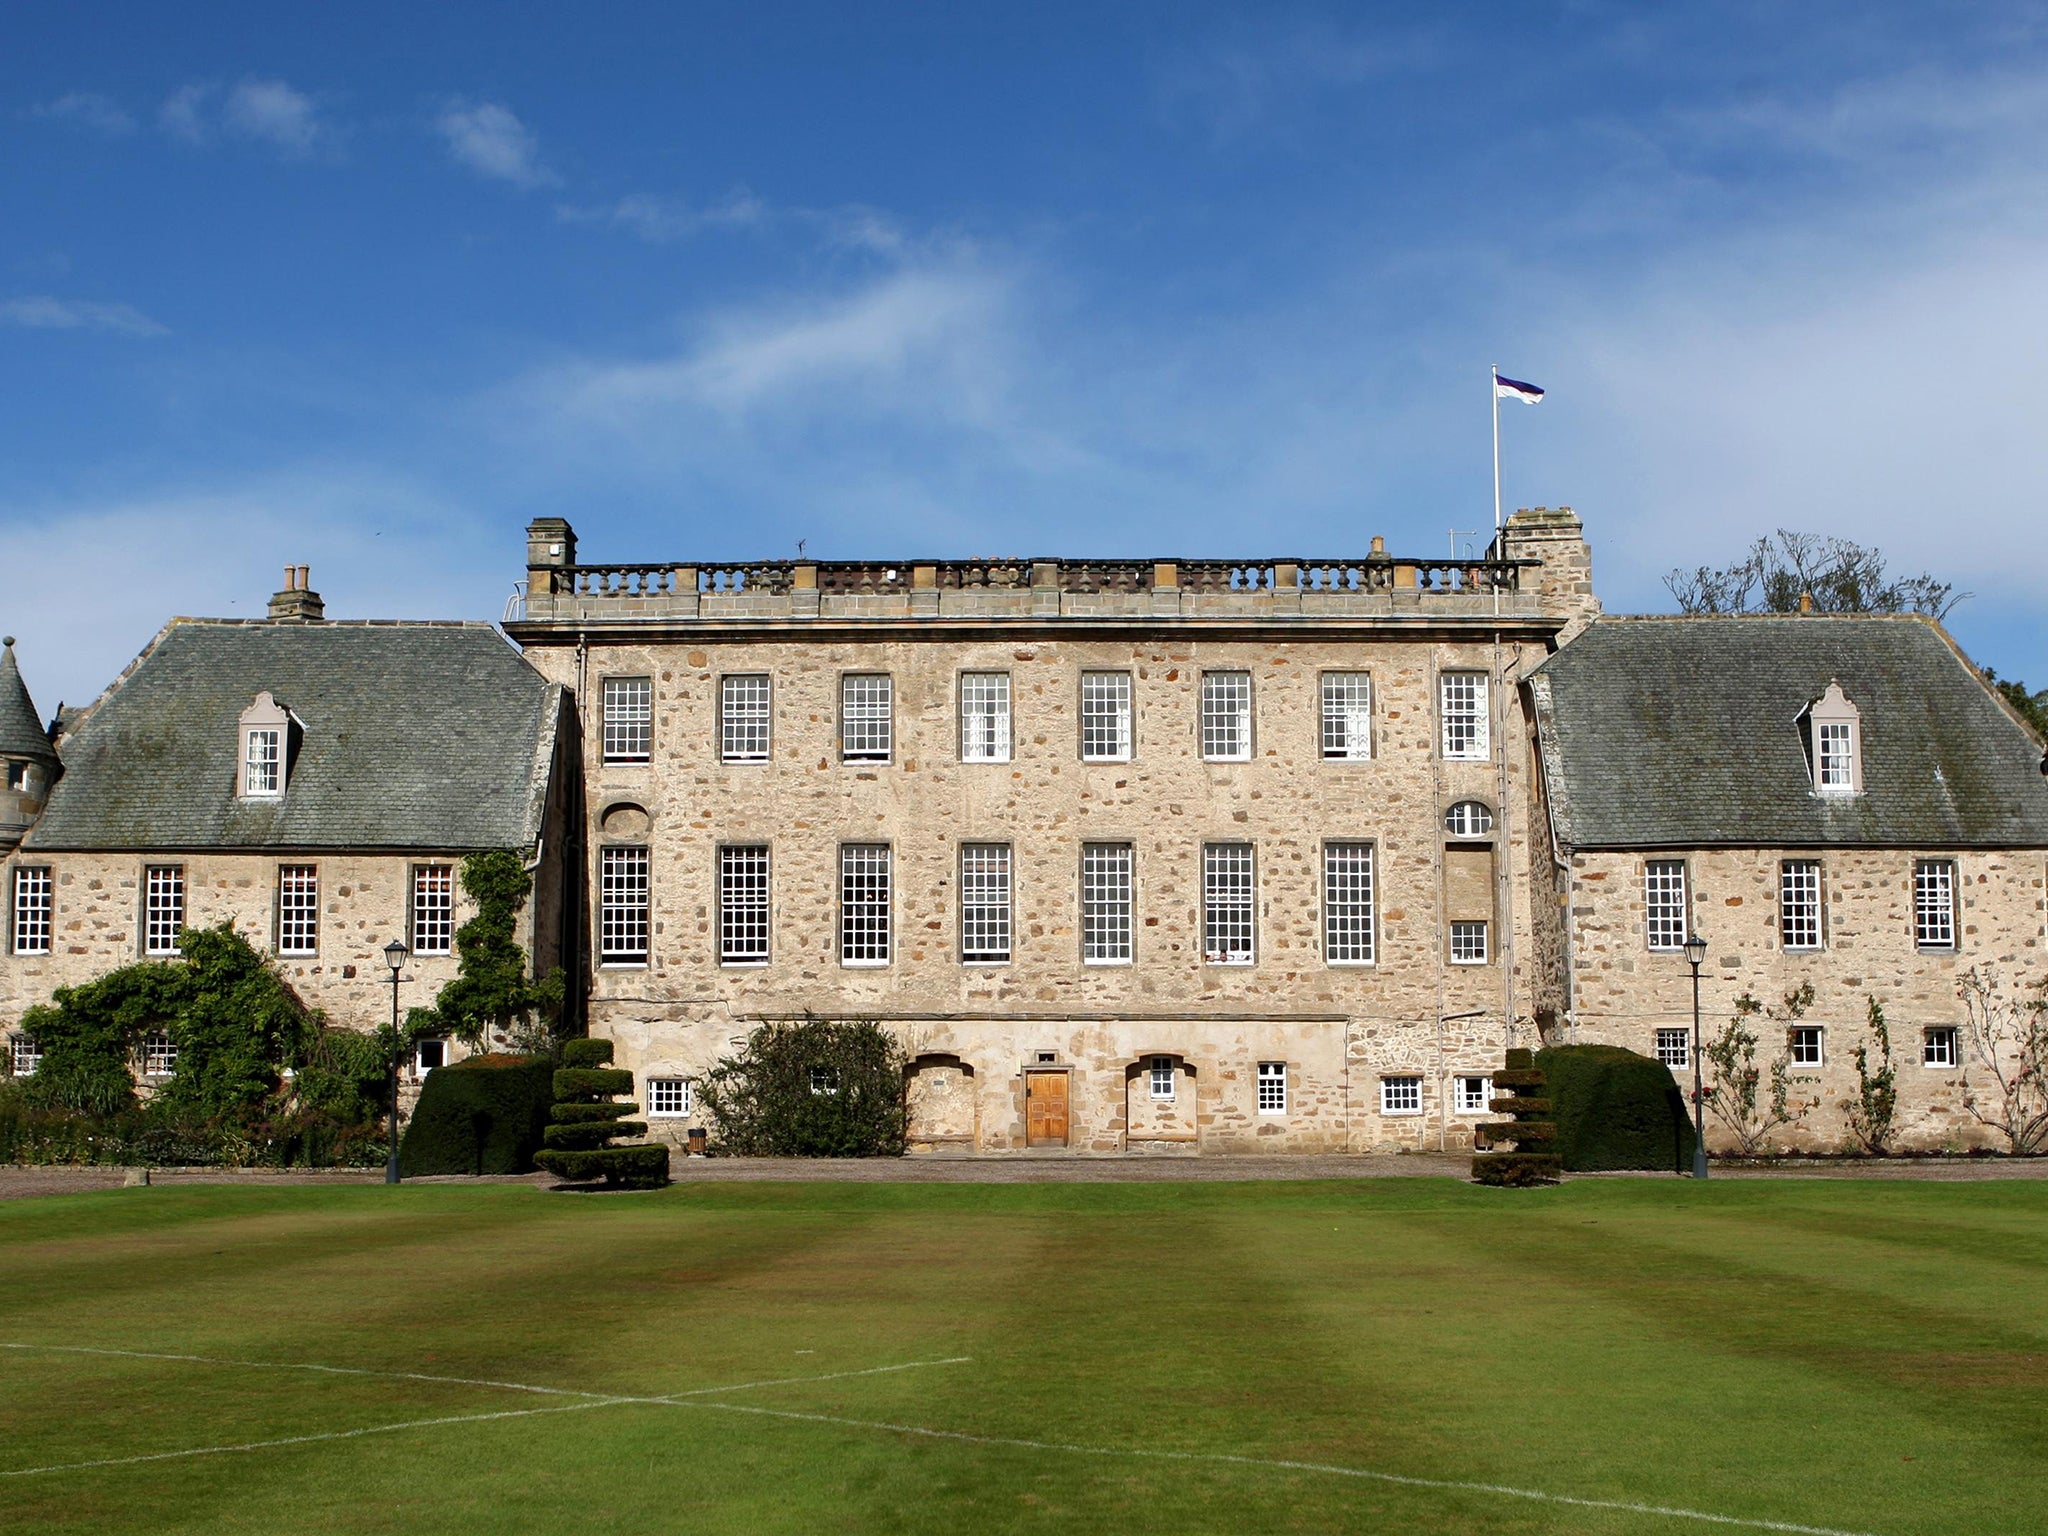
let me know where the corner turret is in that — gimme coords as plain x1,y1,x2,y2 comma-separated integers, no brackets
0,637,59,854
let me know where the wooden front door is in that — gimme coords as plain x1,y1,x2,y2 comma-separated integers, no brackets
1025,1072,1069,1148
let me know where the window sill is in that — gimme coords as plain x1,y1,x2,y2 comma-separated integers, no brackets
961,757,1013,767
1082,958,1133,967
720,757,770,766
1205,959,1255,968
720,958,770,969
1379,1109,1424,1118
1255,1109,1287,1117
602,759,652,768
1326,958,1377,969
1449,958,1491,967
599,961,649,970
841,959,891,969
1081,755,1133,765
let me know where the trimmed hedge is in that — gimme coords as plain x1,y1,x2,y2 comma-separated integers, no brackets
534,1145,669,1184
532,1038,669,1190
397,1053,556,1177
1536,1044,1697,1173
1472,1048,1563,1187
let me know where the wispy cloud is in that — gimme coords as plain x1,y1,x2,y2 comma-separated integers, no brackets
556,191,768,242
435,100,556,188
0,296,168,337
159,83,213,143
157,78,333,156
31,92,135,136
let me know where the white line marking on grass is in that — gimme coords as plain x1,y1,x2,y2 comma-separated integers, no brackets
678,1400,1884,1536
658,1357,974,1399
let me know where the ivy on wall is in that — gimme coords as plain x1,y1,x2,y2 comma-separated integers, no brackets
410,850,565,1053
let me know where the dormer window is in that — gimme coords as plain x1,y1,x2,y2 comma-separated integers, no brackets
236,690,298,799
245,729,281,796
1805,681,1863,798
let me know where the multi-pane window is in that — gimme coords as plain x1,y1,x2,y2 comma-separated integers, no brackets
141,1031,177,1077
1789,1026,1825,1067
841,675,893,762
1080,671,1132,761
959,673,1011,763
1149,1056,1176,1101
1914,860,1956,949
244,728,282,796
277,865,319,956
1656,1028,1691,1069
602,677,653,764
1200,672,1252,762
719,845,771,964
1202,843,1255,964
1644,860,1688,952
840,844,891,964
720,675,771,763
1923,1027,1959,1069
1454,1075,1492,1114
1322,843,1375,965
1081,843,1133,964
1380,1076,1423,1115
598,846,650,966
10,867,51,956
1320,673,1372,761
142,865,185,957
1444,801,1494,838
1256,1061,1287,1114
411,864,455,956
809,1066,841,1096
1439,672,1489,760
9,1034,41,1077
1779,860,1822,951
1817,722,1855,793
646,1078,693,1117
1449,921,1489,964
960,843,1012,963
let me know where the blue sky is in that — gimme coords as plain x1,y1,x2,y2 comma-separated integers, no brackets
5,1,2046,712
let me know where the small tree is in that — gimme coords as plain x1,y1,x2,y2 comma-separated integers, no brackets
701,1015,908,1157
1665,530,1963,619
1844,997,1898,1156
532,1039,668,1188
1955,968,2048,1154
1703,985,1818,1156
410,851,565,1054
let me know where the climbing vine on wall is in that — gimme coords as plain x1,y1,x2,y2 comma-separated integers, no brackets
410,850,565,1052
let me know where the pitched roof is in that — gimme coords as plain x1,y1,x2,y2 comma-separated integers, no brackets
27,621,560,852
1529,615,2048,851
0,638,57,765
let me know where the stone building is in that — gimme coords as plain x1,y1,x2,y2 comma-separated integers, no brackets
504,508,1600,1153
0,638,59,860
1528,615,2048,1151
1,572,578,1087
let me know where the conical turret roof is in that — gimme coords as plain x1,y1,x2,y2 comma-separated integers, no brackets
0,638,58,765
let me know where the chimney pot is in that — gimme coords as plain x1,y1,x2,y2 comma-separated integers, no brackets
1799,591,1814,615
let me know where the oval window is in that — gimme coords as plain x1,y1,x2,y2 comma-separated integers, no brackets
1444,800,1494,837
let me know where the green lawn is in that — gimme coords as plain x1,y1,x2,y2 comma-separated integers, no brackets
0,1178,2042,1535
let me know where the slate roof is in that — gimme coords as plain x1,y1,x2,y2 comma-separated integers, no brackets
0,638,57,765
1529,615,2048,851
27,621,561,852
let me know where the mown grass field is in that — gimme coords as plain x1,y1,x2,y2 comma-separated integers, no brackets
0,1177,2042,1535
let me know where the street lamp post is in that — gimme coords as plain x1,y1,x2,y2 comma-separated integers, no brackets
1684,933,1709,1180
383,938,410,1186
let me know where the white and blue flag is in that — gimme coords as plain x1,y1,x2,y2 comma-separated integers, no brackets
1495,374,1544,404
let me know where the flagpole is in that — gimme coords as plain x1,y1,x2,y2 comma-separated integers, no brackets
1491,365,1502,532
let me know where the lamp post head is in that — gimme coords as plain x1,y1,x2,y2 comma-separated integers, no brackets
383,938,410,974
1683,933,1708,968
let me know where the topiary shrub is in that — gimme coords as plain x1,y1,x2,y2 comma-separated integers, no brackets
532,1039,668,1189
700,1015,908,1157
1472,1048,1562,1186
1536,1044,1696,1173
397,1054,556,1176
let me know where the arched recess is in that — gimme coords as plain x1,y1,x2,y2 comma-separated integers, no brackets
905,1054,979,1153
1123,1052,1201,1153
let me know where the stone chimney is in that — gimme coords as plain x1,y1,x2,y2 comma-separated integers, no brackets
266,564,326,623
525,518,578,606
1496,506,1599,635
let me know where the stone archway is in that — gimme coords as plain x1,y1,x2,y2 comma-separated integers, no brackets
905,1055,979,1153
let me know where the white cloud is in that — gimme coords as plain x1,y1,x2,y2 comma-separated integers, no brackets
159,83,214,143
32,92,135,136
157,78,331,156
435,100,556,188
0,296,168,337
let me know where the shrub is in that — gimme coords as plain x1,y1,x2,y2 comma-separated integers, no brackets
700,1016,908,1157
397,1054,556,1177
1704,986,1819,1156
1472,1049,1562,1187
1536,1044,1695,1173
407,851,566,1054
532,1038,668,1189
1844,998,1899,1156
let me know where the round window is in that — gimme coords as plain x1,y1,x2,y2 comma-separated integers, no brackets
1444,800,1494,837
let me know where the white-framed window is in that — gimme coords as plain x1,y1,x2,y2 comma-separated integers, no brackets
719,845,770,964
602,677,653,765
1444,800,1494,838
244,727,282,796
1200,671,1252,762
646,1077,693,1117
1914,860,1956,949
1380,1075,1423,1115
1080,671,1132,762
1923,1027,1959,1069
960,843,1012,964
1789,1026,1824,1067
841,674,893,762
959,672,1012,763
1450,921,1489,964
840,843,891,964
809,1066,841,1096
1081,842,1133,964
1320,672,1372,761
1322,842,1375,965
1656,1027,1691,1069
8,1033,40,1077
277,865,318,956
10,866,51,956
142,865,185,957
1817,721,1855,794
1453,1075,1492,1114
720,674,771,763
1779,860,1822,951
1202,842,1255,964
1256,1060,1287,1114
1644,860,1688,952
1148,1056,1176,1100
1440,672,1489,760
411,864,455,956
598,846,650,966
414,1037,448,1075
141,1031,177,1077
